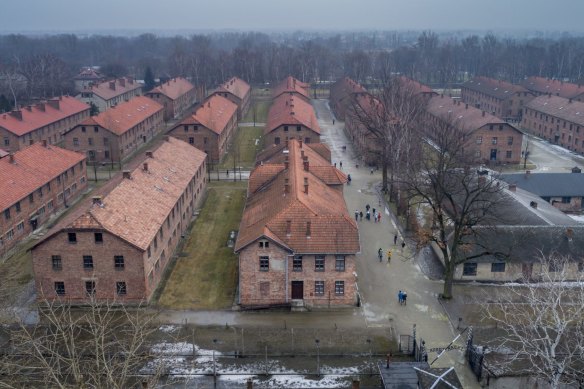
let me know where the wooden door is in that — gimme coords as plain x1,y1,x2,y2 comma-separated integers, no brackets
291,281,304,300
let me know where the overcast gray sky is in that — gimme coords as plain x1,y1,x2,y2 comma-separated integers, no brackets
2,0,583,33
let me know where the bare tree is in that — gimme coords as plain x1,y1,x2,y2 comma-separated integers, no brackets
1,297,166,388
403,116,506,299
348,77,425,199
481,255,584,389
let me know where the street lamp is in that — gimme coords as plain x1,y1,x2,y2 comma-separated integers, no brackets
315,339,320,377
367,338,372,376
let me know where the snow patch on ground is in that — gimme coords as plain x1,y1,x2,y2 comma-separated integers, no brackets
568,214,584,223
158,325,179,333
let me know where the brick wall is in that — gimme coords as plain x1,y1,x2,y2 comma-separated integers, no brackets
170,117,236,163
471,124,523,164
521,107,584,155
265,125,320,147
455,261,583,282
239,241,357,307
0,161,87,257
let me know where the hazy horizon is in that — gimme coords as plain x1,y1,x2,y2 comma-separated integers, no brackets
2,0,583,34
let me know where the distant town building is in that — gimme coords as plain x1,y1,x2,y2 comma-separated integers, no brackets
0,143,87,257
521,76,584,101
73,67,105,93
235,139,359,308
425,95,524,164
461,76,535,121
145,77,196,121
64,96,164,164
521,95,584,154
168,94,238,163
31,137,207,303
265,94,321,146
76,77,142,113
211,77,251,119
0,96,90,152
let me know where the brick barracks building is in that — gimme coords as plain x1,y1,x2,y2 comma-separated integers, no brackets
145,77,197,121
235,139,359,309
168,94,238,163
265,93,321,147
211,77,251,120
272,76,311,102
0,96,90,153
31,137,207,303
461,76,535,121
76,77,142,113
521,76,584,102
425,95,524,164
64,96,164,165
0,143,87,257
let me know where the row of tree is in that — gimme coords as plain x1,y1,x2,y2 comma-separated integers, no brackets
2,30,584,110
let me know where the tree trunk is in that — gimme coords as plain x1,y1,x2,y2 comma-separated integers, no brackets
442,256,454,299
381,156,388,192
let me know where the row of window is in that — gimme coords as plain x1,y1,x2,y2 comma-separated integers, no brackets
259,255,346,272
54,280,127,296
476,136,513,145
474,150,513,159
73,137,109,147
462,261,584,276
52,254,125,271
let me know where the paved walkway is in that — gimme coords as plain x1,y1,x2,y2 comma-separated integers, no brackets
312,99,479,388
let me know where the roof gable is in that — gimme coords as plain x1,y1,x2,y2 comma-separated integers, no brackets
147,77,194,100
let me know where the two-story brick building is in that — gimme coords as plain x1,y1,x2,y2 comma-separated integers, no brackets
329,77,368,121
31,137,207,303
461,76,535,121
168,94,238,163
76,77,142,113
73,67,105,93
235,139,359,309
265,94,321,146
145,77,197,121
0,96,90,152
272,76,311,102
425,95,524,164
521,95,584,154
211,77,251,119
64,96,164,164
0,143,87,257
521,76,584,102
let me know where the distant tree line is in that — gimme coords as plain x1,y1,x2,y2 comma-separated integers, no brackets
1,30,584,110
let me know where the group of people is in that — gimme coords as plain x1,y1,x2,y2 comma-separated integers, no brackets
378,248,392,263
355,204,382,223
398,290,408,305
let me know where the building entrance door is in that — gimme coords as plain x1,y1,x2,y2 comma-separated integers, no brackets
291,281,304,300
490,149,497,161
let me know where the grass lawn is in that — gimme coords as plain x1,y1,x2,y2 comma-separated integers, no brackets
219,126,264,170
242,100,271,123
156,182,247,310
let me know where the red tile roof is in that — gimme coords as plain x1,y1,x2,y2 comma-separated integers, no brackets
77,96,163,136
82,77,141,101
397,76,437,96
147,77,194,100
272,76,310,100
43,138,206,251
266,94,321,135
0,143,86,211
463,76,528,100
74,67,104,81
181,95,238,135
0,148,9,158
236,139,358,254
215,77,250,101
426,95,505,131
0,96,89,137
521,77,584,99
525,95,584,126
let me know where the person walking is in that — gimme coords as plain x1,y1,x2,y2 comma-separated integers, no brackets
401,241,406,249
359,211,363,221
377,212,381,223
402,291,407,305
355,210,359,221
387,249,392,263
340,161,343,169
366,210,371,221
378,248,383,262
370,167,374,174
366,204,370,212
373,209,377,223
394,234,398,245
398,290,403,305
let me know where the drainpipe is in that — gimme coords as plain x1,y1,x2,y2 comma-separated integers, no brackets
238,255,241,305
285,254,291,303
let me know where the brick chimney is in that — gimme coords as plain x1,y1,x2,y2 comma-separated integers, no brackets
304,177,309,194
10,110,22,120
9,153,14,163
109,81,116,90
352,379,360,389
146,151,154,158
508,184,517,192
299,139,302,148
128,77,134,84
143,162,149,172
306,221,311,237
122,170,132,179
36,102,45,112
92,196,102,205
525,170,531,177
284,178,290,194
567,228,574,242
164,136,170,142
286,220,291,235
25,105,32,112
246,379,253,389
47,99,60,110
482,110,485,117
42,140,47,147
208,100,211,108
284,155,289,169
303,158,309,172
118,78,126,87
530,200,538,209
